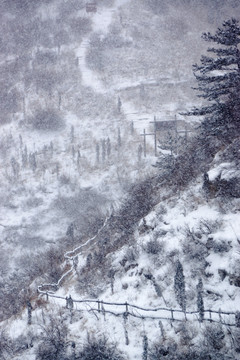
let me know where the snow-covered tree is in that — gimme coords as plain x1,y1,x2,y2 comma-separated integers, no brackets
107,137,111,157
11,157,20,178
102,139,106,163
117,128,122,149
29,152,37,172
142,335,148,360
96,143,100,163
189,19,240,141
174,260,186,312
66,223,74,240
197,278,204,322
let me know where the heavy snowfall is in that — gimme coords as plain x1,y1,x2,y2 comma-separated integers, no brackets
0,0,240,359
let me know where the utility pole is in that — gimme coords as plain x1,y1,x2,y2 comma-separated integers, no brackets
150,116,158,156
143,129,146,157
140,129,154,157
174,115,178,155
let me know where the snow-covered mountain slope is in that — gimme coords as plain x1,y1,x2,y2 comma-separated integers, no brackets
2,142,240,359
1,0,240,359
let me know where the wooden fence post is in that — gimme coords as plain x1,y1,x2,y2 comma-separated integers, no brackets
219,308,222,324
170,309,174,327
159,320,165,340
125,302,128,314
101,301,106,321
209,310,212,323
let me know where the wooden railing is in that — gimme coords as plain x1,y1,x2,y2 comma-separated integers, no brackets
40,292,240,328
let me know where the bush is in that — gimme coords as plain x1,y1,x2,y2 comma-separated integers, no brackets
144,239,164,255
30,109,65,131
0,329,12,359
120,246,139,266
198,219,223,236
78,336,125,360
203,324,225,351
36,312,68,360
148,337,233,360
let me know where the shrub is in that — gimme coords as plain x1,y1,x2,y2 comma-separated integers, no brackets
0,329,12,359
198,219,223,236
121,246,139,265
30,109,65,131
36,312,68,360
203,324,225,351
78,336,126,360
144,239,164,255
148,338,233,360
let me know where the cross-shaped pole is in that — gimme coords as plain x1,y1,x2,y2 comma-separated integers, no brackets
149,116,158,156
140,129,155,157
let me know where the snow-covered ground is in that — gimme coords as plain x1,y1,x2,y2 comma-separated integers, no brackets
1,0,240,359
3,164,240,359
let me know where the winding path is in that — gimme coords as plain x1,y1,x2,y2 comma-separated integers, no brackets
75,0,131,94
37,215,111,294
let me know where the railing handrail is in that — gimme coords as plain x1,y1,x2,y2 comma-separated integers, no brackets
41,291,237,317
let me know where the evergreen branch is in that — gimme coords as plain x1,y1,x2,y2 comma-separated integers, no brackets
184,104,219,116
194,73,231,84
207,47,238,57
198,56,238,74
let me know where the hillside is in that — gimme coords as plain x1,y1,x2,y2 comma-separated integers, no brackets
2,142,240,359
0,0,240,359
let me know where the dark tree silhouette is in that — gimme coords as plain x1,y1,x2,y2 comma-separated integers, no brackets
174,260,186,312
197,278,204,322
189,19,240,142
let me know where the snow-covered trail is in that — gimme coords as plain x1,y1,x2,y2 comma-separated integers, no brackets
37,215,111,294
75,0,130,93
76,38,105,92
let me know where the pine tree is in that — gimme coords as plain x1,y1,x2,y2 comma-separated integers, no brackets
117,96,122,113
130,121,134,135
96,143,100,163
11,157,20,178
174,260,186,312
22,145,28,168
189,19,240,141
107,137,111,157
101,139,106,163
77,149,81,166
29,152,37,172
142,335,148,360
70,125,75,143
72,145,75,159
27,301,32,325
118,128,121,148
138,144,143,162
66,223,74,240
197,278,204,322
19,134,23,150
